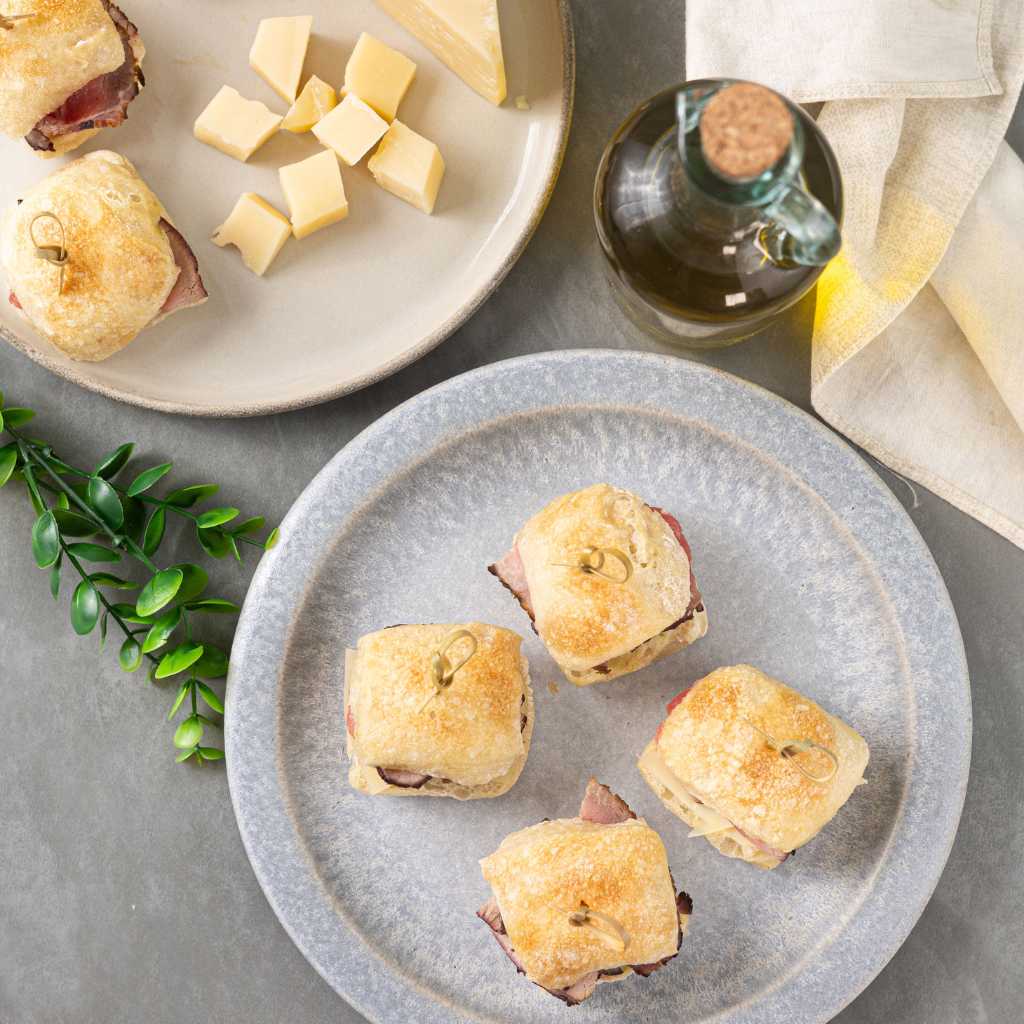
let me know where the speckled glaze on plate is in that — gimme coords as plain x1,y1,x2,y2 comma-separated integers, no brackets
0,1,573,416
226,350,970,1024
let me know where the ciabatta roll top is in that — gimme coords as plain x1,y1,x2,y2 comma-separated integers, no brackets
344,623,533,799
640,665,869,867
478,780,691,1004
490,484,707,685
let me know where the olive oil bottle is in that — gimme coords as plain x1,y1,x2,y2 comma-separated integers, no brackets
594,80,843,348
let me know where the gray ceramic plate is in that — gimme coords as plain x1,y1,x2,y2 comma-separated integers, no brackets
226,350,970,1024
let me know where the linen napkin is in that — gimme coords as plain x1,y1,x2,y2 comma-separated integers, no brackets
686,0,1024,549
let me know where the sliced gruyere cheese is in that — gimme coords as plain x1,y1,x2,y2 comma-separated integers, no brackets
194,86,283,162
282,76,338,133
279,150,349,239
249,15,314,103
212,193,292,276
343,32,416,121
313,93,389,166
374,0,506,105
367,120,445,214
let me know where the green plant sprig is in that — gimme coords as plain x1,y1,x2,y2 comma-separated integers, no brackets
0,394,278,765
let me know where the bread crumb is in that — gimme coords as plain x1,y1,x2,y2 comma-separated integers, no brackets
515,95,531,111
547,681,559,695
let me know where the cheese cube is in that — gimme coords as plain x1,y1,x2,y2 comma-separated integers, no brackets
194,86,283,162
249,15,313,103
367,120,445,214
313,94,389,166
212,193,292,276
343,33,416,121
282,76,337,133
279,150,349,239
374,0,506,105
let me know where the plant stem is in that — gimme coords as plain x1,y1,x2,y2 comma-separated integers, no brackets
13,432,265,549
14,433,162,572
60,538,159,667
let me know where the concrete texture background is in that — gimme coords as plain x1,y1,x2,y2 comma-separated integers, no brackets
1,2,1022,1022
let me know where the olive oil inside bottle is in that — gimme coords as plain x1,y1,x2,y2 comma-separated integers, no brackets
596,87,842,328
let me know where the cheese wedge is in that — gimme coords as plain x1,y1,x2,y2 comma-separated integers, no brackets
212,193,292,276
279,150,349,239
249,15,314,103
374,0,506,105
283,76,338,133
314,94,389,165
343,32,416,121
368,120,445,214
194,86,283,162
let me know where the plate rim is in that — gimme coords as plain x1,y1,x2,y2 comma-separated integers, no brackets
0,0,576,419
226,349,971,1024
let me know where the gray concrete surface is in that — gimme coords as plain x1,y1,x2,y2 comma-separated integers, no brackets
1,3,1022,1022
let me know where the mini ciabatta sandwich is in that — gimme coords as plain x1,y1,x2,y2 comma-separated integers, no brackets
489,484,707,685
0,1,145,157
639,665,869,869
1,151,207,361
344,623,534,799
477,778,692,1005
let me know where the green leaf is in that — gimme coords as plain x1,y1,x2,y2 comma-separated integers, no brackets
196,506,240,529
167,679,192,719
89,572,138,590
87,476,124,529
56,492,69,510
175,748,197,763
94,443,134,480
196,681,224,714
192,644,228,680
52,509,97,537
70,580,100,635
119,637,143,672
196,526,231,559
166,484,219,509
155,641,204,679
31,510,60,568
185,598,240,615
126,462,172,496
136,567,183,617
173,715,204,749
142,606,182,654
265,527,280,551
142,507,166,557
111,602,156,625
2,407,34,428
99,611,108,650
121,495,146,544
231,516,265,537
49,561,61,600
65,542,121,563
169,563,208,604
197,747,225,761
227,534,241,563
0,445,17,488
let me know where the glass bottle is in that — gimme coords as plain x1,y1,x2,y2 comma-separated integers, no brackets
594,80,843,349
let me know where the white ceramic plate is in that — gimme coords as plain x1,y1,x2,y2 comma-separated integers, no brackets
226,351,971,1024
0,0,573,415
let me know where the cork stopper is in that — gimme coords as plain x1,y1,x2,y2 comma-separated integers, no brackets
699,83,793,181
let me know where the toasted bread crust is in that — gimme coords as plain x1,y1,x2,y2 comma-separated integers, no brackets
516,485,697,673
1,151,180,361
480,817,680,990
0,1,127,139
346,623,532,793
650,665,869,853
